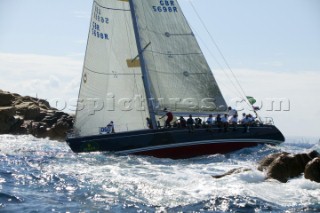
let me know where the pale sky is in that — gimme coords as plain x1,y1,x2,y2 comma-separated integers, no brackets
0,0,320,138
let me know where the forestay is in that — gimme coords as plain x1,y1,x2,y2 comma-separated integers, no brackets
130,0,227,114
74,0,149,136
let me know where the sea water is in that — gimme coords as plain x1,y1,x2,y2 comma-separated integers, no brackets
0,135,319,212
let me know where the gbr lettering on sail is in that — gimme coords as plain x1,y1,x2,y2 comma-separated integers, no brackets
91,6,109,40
152,0,178,13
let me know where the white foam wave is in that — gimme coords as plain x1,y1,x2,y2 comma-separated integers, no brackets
1,135,319,209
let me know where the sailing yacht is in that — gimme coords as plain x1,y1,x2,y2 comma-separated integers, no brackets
66,0,285,159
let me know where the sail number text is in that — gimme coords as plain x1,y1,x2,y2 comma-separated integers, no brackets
153,0,178,13
92,21,109,40
92,5,110,40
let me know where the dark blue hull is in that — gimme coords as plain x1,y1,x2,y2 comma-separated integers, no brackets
66,125,285,159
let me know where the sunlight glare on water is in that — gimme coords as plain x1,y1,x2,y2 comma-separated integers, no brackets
0,134,320,212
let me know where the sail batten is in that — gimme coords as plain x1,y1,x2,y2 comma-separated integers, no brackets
94,0,130,11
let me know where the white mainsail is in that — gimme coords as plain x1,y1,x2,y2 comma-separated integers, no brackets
75,0,149,136
75,0,227,136
130,0,227,114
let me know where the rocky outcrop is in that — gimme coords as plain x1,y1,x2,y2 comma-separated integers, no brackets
0,90,74,141
213,151,320,183
261,151,319,183
304,157,320,182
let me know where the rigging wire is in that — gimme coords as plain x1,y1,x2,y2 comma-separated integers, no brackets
189,25,243,100
188,1,253,108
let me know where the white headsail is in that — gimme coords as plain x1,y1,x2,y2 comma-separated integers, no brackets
75,0,149,136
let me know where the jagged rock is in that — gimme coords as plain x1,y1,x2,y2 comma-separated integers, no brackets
25,105,41,120
0,90,74,141
46,118,70,141
38,99,51,109
21,96,38,103
28,122,50,138
0,90,15,106
0,106,16,133
45,110,56,117
41,115,58,126
9,116,24,134
54,111,68,118
304,157,320,183
38,110,49,121
21,120,33,134
15,102,41,120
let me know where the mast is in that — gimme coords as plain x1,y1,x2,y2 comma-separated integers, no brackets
128,0,158,130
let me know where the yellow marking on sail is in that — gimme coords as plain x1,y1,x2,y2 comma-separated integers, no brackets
127,59,141,68
118,0,129,2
